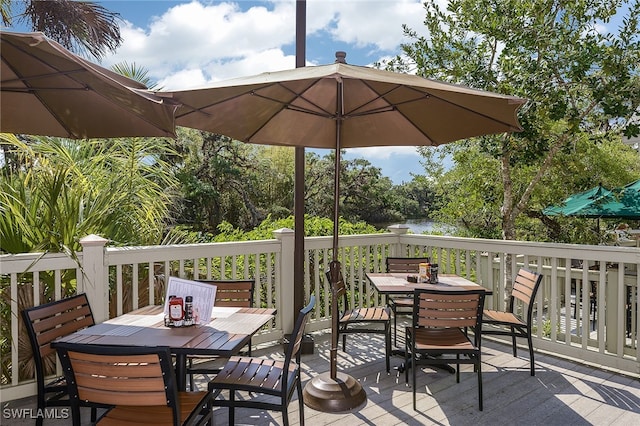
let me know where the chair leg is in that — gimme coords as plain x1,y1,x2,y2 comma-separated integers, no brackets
35,394,45,426
297,378,305,426
188,358,194,391
477,357,483,411
405,332,410,384
228,390,235,425
342,334,347,351
393,307,397,347
510,326,517,357
282,402,289,426
386,324,391,373
527,331,535,376
412,346,417,411
64,401,82,426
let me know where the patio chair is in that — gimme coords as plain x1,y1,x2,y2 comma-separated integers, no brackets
482,268,543,376
55,343,212,426
328,260,392,372
385,257,430,346
187,279,255,390
208,295,315,426
21,293,96,426
405,288,486,411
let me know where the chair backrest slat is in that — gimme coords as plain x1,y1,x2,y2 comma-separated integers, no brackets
70,352,167,406
385,257,430,273
509,268,543,319
22,294,95,377
414,289,485,329
196,279,254,308
511,269,539,305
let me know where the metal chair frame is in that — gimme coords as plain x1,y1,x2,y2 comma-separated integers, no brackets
328,261,392,372
186,279,255,390
208,296,315,426
55,343,212,426
22,293,96,426
405,288,486,411
482,268,543,376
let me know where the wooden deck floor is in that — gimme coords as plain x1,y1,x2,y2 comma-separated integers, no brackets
4,325,640,425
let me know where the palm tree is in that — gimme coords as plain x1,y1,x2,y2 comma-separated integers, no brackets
1,0,122,59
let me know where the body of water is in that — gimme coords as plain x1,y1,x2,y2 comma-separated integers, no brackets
376,218,435,234
401,218,436,234
377,218,455,235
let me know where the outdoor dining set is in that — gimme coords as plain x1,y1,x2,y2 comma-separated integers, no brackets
22,257,543,425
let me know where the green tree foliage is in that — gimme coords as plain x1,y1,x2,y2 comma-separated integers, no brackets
111,61,158,89
211,215,381,243
172,131,413,234
304,151,405,225
2,0,122,59
171,129,274,232
424,134,640,243
393,175,438,219
384,0,640,241
0,135,178,254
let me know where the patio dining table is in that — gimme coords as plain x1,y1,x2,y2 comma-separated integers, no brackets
366,273,492,372
366,273,491,296
52,305,276,391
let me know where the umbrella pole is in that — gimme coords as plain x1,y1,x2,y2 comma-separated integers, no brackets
303,73,367,413
330,124,341,379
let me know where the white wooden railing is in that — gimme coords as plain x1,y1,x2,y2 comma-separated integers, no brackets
1,226,638,401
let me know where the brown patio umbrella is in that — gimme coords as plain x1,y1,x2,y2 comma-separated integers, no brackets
166,51,525,247
169,52,524,149
163,51,527,411
1,31,177,138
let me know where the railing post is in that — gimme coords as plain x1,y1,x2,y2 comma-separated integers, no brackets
79,234,109,323
605,267,620,354
387,224,409,256
274,228,295,335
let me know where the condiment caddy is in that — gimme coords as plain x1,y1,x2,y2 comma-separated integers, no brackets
164,294,195,327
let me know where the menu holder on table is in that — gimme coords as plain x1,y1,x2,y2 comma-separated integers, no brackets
163,277,217,327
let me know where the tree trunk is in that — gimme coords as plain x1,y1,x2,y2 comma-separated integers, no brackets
499,132,572,302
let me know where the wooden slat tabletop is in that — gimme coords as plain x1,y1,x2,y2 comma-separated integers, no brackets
366,273,492,295
54,305,276,357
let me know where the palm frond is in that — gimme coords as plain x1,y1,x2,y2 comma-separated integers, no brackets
22,0,122,59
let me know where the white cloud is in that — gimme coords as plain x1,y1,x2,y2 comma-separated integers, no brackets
104,0,429,87
306,0,425,51
104,1,299,85
346,146,420,159
101,0,431,179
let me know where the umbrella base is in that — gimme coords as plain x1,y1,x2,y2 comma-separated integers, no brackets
302,371,367,413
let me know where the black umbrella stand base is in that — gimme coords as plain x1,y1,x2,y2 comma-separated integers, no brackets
303,371,367,413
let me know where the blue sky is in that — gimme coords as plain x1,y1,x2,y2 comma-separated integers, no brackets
93,0,433,184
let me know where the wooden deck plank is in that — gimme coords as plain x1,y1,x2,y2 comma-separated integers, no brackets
3,321,639,425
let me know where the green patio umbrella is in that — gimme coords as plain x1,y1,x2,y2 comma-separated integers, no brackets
542,185,612,217
577,179,640,220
